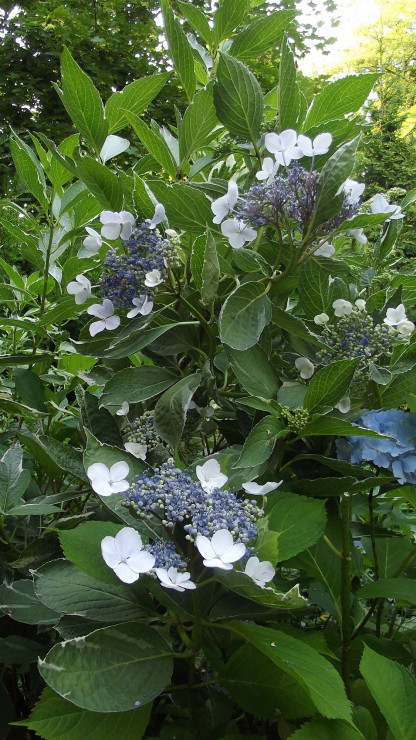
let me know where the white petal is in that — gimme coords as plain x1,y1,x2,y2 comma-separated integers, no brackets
83,235,102,253
89,320,106,337
101,222,121,240
144,269,163,288
297,135,313,156
397,320,414,336
109,461,130,482
221,542,246,563
110,480,130,493
87,463,109,480
312,132,332,154
314,312,330,325
124,442,147,460
332,299,353,317
100,210,120,224
242,481,281,495
146,203,166,229
203,557,233,570
279,129,298,149
100,135,130,163
116,402,130,416
101,536,120,569
195,535,216,560
355,299,366,311
295,357,314,379
211,529,234,556
90,478,113,496
113,562,141,583
87,302,106,319
114,527,143,558
128,550,155,573
336,397,351,414
104,315,121,331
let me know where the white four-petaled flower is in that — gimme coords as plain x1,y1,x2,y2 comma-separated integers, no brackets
144,270,163,288
384,304,415,335
244,556,275,588
242,480,282,496
264,129,302,166
101,527,155,584
124,442,147,460
314,241,335,257
221,219,257,249
146,203,166,230
211,180,239,224
155,567,196,592
314,312,330,325
87,461,130,496
342,179,365,203
195,529,246,570
296,133,332,157
196,459,228,493
127,295,154,318
332,299,353,317
87,299,120,336
66,274,92,305
295,357,314,379
100,210,136,240
355,299,366,311
371,194,403,220
256,157,279,182
83,227,103,254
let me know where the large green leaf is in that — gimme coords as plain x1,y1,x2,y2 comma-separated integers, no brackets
310,138,360,229
221,622,352,722
101,366,178,409
303,358,360,411
224,345,280,399
160,0,195,101
176,1,211,45
10,134,49,212
105,73,169,134
212,0,250,45
124,112,177,176
34,560,147,621
213,53,263,142
361,537,415,579
304,74,379,130
272,306,325,347
147,181,213,233
201,230,220,305
358,578,416,604
179,87,218,165
57,47,108,152
0,445,31,515
300,417,391,438
58,522,126,584
75,156,123,211
381,368,416,406
360,646,416,740
17,688,151,740
219,282,271,350
260,492,327,563
214,570,306,610
234,416,284,468
298,257,350,318
153,372,201,448
290,718,362,739
230,10,295,64
39,622,174,712
0,580,59,625
278,34,306,131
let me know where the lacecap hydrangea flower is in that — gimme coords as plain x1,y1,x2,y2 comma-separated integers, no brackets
335,409,416,485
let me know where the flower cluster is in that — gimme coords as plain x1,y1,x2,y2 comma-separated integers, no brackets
99,222,172,309
316,305,392,368
124,460,261,543
123,411,164,456
336,409,416,485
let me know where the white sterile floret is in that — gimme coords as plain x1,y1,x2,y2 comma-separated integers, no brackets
314,312,330,325
124,442,147,460
314,241,335,257
335,397,351,414
355,299,366,311
244,556,275,588
66,274,92,305
221,219,257,249
87,461,130,496
211,180,239,224
264,129,302,166
155,567,196,592
242,480,282,496
146,203,166,230
196,459,228,493
371,194,403,220
347,228,367,244
342,179,365,203
332,299,353,317
101,527,155,584
384,305,415,335
195,529,246,570
397,320,415,337
83,227,102,254
296,132,332,157
87,299,120,336
100,210,136,240
116,402,129,417
295,357,314,379
144,269,163,288
127,295,154,318
256,157,279,182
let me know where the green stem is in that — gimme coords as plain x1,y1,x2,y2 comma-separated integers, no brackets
340,492,352,697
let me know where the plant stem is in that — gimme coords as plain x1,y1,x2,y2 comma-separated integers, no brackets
340,492,352,697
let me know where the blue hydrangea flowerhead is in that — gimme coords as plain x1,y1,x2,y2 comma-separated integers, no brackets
335,409,416,484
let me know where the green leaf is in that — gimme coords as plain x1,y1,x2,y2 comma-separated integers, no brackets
0,445,31,514
361,537,416,579
234,416,283,468
219,282,271,350
179,87,218,165
37,437,88,483
303,359,360,411
212,0,249,45
105,73,169,134
224,345,280,398
279,34,305,130
124,112,177,176
221,622,352,722
262,492,327,563
75,156,123,211
358,578,416,604
101,367,178,409
133,173,156,219
14,368,47,411
230,10,295,64
304,74,379,130
153,373,201,448
213,53,263,142
0,580,59,625
290,718,362,739
310,138,360,229
272,306,325,347
147,181,213,233
160,0,196,101
177,1,211,44
381,368,416,407
59,522,127,584
34,560,147,621
298,257,350,318
201,230,220,305
214,571,306,610
300,417,391,438
360,645,416,740
39,622,173,712
0,635,46,664
190,234,205,290
10,134,49,212
374,219,401,266
232,248,271,275
58,47,108,151
16,688,151,740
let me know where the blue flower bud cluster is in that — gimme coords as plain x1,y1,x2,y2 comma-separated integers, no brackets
316,310,392,368
336,409,416,485
124,460,261,544
149,540,186,570
99,223,172,308
123,411,164,451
